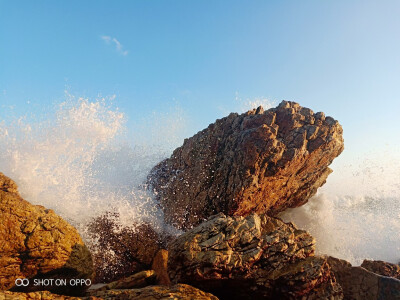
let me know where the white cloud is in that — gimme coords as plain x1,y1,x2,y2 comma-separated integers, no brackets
101,35,128,56
101,35,111,43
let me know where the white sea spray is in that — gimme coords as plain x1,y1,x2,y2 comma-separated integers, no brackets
0,95,185,240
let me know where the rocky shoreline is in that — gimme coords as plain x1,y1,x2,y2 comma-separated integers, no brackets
1,101,399,299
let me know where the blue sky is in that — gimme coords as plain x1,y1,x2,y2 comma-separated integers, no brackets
1,0,400,163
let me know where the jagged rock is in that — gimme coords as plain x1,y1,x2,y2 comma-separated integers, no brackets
0,284,219,299
148,101,344,229
361,259,400,280
168,213,343,299
89,270,156,292
152,249,171,285
327,256,400,300
87,213,164,283
0,172,93,295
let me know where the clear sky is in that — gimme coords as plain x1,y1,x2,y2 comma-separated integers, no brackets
1,0,400,164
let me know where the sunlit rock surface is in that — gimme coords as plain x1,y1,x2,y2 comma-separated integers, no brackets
149,101,344,229
168,213,343,299
0,172,93,295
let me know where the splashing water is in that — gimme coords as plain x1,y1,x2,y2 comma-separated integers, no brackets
0,96,185,239
282,156,400,265
237,96,400,265
0,95,399,267
235,92,276,112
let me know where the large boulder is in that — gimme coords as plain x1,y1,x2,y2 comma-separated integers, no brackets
0,172,93,295
168,213,343,299
327,256,400,300
148,101,344,229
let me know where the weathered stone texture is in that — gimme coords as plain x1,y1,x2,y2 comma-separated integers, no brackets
168,213,343,299
0,173,93,294
149,101,344,229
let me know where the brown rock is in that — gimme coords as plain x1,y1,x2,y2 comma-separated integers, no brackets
89,284,219,300
88,270,156,293
148,101,344,229
87,213,164,283
361,259,400,280
0,173,93,295
152,249,171,285
0,290,80,299
0,284,219,299
168,213,343,299
327,256,400,300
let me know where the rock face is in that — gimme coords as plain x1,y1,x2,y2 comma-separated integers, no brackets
361,259,400,280
327,256,400,300
87,213,164,283
149,101,344,229
168,213,343,299
0,284,218,300
0,173,93,294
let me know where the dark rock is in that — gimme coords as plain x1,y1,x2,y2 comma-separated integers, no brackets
148,101,344,229
361,259,400,280
327,256,400,300
1,284,219,299
89,284,219,299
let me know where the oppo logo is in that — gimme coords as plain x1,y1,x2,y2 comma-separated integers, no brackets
15,278,30,287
